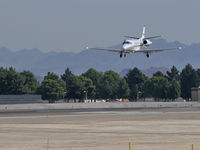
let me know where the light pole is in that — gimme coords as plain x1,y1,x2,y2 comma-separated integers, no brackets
63,91,67,102
137,91,142,101
84,90,87,101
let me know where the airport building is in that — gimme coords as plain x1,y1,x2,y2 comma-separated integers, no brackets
0,95,42,104
191,87,200,101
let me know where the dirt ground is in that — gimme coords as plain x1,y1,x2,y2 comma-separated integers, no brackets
0,108,200,150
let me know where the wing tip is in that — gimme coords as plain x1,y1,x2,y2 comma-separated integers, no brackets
178,47,182,50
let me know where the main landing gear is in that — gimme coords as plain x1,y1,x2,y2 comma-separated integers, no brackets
120,53,126,58
146,53,149,58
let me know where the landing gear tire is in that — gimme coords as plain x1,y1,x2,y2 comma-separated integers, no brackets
146,53,149,58
120,53,123,58
124,54,126,57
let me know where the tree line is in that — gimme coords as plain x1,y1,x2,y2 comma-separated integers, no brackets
0,64,199,102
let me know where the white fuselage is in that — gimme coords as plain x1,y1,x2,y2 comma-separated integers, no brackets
122,38,152,52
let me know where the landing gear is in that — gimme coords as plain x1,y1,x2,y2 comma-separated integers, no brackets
146,53,149,58
120,53,127,58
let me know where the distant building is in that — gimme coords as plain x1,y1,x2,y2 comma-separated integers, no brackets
0,95,42,105
191,87,200,101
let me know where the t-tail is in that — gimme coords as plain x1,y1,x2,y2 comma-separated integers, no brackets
141,25,146,40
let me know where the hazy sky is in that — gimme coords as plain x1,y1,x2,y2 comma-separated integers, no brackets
0,0,199,52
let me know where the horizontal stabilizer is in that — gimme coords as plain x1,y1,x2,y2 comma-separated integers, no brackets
144,35,161,40
124,36,139,39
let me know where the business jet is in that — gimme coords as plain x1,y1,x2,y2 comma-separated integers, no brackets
86,26,181,58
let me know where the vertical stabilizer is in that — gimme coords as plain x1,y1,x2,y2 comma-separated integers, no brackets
141,25,146,39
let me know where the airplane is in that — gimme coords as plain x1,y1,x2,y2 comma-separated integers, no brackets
86,26,182,58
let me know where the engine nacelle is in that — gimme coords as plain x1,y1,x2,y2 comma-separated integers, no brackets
143,40,148,45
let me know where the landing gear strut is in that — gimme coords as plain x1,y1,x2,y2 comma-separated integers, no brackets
120,53,127,58
146,53,149,58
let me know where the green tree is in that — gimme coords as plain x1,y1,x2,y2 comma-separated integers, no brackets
79,76,96,101
166,66,181,100
168,79,181,100
61,68,74,84
61,68,76,101
2,67,24,94
0,67,40,95
20,71,39,94
180,64,197,99
117,79,130,98
153,71,165,77
196,69,200,86
0,67,8,94
167,66,180,81
82,68,102,99
39,72,65,103
144,76,170,101
125,67,147,100
99,70,121,99
66,75,82,101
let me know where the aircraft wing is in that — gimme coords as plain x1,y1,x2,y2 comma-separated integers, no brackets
134,47,182,53
88,47,123,53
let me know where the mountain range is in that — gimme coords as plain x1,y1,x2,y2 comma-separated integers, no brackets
0,39,199,78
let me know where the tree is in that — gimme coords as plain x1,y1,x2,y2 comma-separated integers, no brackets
168,79,181,100
79,76,96,101
167,66,180,81
125,67,147,100
61,68,76,100
180,64,197,99
82,68,103,99
117,79,130,98
61,68,84,101
39,72,65,103
0,67,8,94
196,69,200,86
61,68,74,86
144,76,170,101
0,67,24,94
153,71,165,77
20,71,39,94
166,66,181,100
99,70,121,99
0,67,40,95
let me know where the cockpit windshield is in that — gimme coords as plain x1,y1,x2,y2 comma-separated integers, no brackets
123,40,131,45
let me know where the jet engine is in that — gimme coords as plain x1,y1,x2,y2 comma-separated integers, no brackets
143,40,148,45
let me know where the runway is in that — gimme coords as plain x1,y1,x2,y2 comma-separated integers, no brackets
0,101,200,115
0,102,200,150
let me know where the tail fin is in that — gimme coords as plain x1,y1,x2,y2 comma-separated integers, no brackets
141,25,146,39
